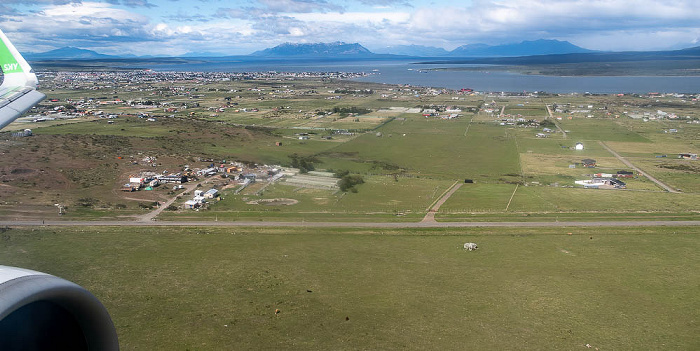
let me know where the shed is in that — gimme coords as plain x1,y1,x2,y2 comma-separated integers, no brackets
581,159,596,168
204,189,219,199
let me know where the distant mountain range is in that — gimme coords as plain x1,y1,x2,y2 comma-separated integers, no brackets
24,40,700,63
449,39,595,57
373,40,594,57
372,44,451,57
25,40,593,59
251,42,373,57
255,39,594,57
26,47,115,60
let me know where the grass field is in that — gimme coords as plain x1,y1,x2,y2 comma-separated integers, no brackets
1,225,698,350
159,176,454,222
2,78,698,222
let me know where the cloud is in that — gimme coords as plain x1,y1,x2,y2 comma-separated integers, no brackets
121,0,157,8
399,0,700,50
2,0,82,4
0,5,19,16
250,16,309,35
104,0,156,7
3,0,700,55
256,0,343,13
1,2,157,52
218,0,344,19
162,13,210,22
355,0,412,6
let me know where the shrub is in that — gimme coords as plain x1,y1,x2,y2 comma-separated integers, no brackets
338,174,364,192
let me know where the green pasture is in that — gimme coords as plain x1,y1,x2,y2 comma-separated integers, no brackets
556,118,651,142
503,103,547,117
322,118,520,180
515,134,618,158
438,183,700,215
628,157,700,193
162,176,454,221
1,226,699,350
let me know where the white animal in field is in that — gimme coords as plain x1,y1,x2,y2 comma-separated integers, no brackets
463,242,478,251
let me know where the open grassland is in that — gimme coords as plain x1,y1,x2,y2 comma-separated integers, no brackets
2,78,699,222
321,116,520,180
160,176,453,222
1,225,698,350
437,183,700,217
503,103,547,117
556,118,651,142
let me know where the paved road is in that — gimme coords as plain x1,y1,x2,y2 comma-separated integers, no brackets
598,141,680,193
2,220,698,228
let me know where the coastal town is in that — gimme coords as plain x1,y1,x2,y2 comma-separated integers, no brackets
1,70,698,219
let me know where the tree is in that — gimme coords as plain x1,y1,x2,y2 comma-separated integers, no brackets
338,174,364,192
289,153,317,173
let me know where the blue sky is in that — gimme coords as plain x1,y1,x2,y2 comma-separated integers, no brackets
1,0,699,56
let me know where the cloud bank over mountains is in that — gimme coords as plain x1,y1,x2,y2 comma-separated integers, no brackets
1,0,699,56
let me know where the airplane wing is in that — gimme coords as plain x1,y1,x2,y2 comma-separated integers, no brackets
0,29,45,130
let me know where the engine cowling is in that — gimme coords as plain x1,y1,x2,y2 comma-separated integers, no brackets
0,265,119,350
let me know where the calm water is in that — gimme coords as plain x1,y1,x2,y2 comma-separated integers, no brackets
151,58,700,94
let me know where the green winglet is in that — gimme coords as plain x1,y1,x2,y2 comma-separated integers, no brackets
0,33,23,74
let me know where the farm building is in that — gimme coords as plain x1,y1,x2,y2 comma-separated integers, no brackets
185,194,207,209
678,153,698,160
197,168,219,177
574,142,584,150
129,177,145,184
575,178,626,189
204,189,219,199
121,183,140,192
616,170,634,178
159,175,188,184
581,159,597,168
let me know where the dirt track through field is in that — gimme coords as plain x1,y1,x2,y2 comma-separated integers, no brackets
422,182,463,223
598,141,679,193
136,180,204,221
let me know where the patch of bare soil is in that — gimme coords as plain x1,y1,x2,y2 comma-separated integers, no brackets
246,198,299,206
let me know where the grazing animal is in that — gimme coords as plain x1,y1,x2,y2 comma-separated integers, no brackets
464,242,478,251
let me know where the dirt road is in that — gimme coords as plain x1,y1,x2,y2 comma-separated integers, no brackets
598,141,679,193
135,181,204,221
422,182,462,223
545,104,567,138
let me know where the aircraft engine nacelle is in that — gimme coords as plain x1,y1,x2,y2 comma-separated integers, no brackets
0,265,119,350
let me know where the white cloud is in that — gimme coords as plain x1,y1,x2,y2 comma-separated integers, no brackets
398,0,700,49
3,0,700,55
292,11,410,24
4,2,150,42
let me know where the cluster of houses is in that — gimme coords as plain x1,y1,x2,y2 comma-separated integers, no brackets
122,160,289,210
497,118,542,127
575,168,634,190
421,106,462,119
575,178,627,189
679,153,698,160
536,127,555,138
122,172,187,192
184,189,219,209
